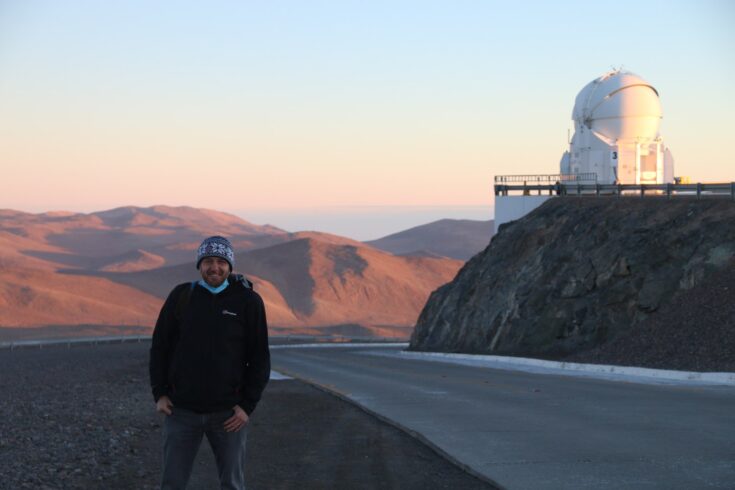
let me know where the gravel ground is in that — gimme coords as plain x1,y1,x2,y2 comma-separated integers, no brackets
562,259,735,372
0,342,495,490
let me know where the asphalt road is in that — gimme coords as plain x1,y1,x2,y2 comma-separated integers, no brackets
271,345,735,490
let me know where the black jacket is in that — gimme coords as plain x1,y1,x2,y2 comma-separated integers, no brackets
149,277,270,415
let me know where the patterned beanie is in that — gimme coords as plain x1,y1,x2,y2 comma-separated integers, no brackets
196,236,235,270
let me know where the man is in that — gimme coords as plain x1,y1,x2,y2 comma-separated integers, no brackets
149,235,270,490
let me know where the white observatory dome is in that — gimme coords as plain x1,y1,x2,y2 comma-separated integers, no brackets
572,70,662,143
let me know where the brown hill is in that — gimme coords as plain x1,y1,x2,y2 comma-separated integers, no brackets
99,250,167,272
0,206,288,337
0,208,462,340
92,235,462,333
0,206,288,267
243,237,463,328
365,219,494,260
0,267,161,328
289,230,366,247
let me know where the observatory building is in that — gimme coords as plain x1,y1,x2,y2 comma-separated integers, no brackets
494,69,676,233
560,70,674,185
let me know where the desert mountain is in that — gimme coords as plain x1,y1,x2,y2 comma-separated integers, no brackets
365,219,494,260
1,206,288,268
0,207,463,340
90,235,462,335
242,237,462,330
0,206,289,336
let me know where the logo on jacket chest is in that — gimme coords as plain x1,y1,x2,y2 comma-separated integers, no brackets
222,309,238,317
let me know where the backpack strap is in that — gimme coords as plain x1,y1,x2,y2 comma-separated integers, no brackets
174,281,197,320
229,273,253,289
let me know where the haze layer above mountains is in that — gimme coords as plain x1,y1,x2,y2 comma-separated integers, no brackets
0,206,492,340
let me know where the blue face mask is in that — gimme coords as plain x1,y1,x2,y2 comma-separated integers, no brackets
197,278,229,294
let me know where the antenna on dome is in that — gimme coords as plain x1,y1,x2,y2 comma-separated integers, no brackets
609,64,625,74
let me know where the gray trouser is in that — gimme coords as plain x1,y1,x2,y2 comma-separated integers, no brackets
161,407,247,490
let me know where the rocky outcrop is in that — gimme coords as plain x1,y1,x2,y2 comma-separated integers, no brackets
562,257,735,371
410,198,735,356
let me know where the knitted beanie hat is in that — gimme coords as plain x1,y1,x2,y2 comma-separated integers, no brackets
196,236,235,270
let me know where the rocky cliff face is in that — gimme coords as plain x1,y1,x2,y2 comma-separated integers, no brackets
410,198,735,356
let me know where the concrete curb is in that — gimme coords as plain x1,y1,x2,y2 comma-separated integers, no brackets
269,370,293,380
270,342,409,350
398,350,735,386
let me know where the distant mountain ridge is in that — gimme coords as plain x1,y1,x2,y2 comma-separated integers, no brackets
0,206,465,340
365,219,494,260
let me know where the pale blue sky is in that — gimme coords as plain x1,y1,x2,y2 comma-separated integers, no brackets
0,1,732,239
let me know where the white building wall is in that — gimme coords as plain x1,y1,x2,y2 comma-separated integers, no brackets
494,195,553,234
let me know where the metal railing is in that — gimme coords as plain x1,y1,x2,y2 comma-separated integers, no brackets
495,181,735,199
494,173,597,184
0,334,408,350
0,335,150,350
